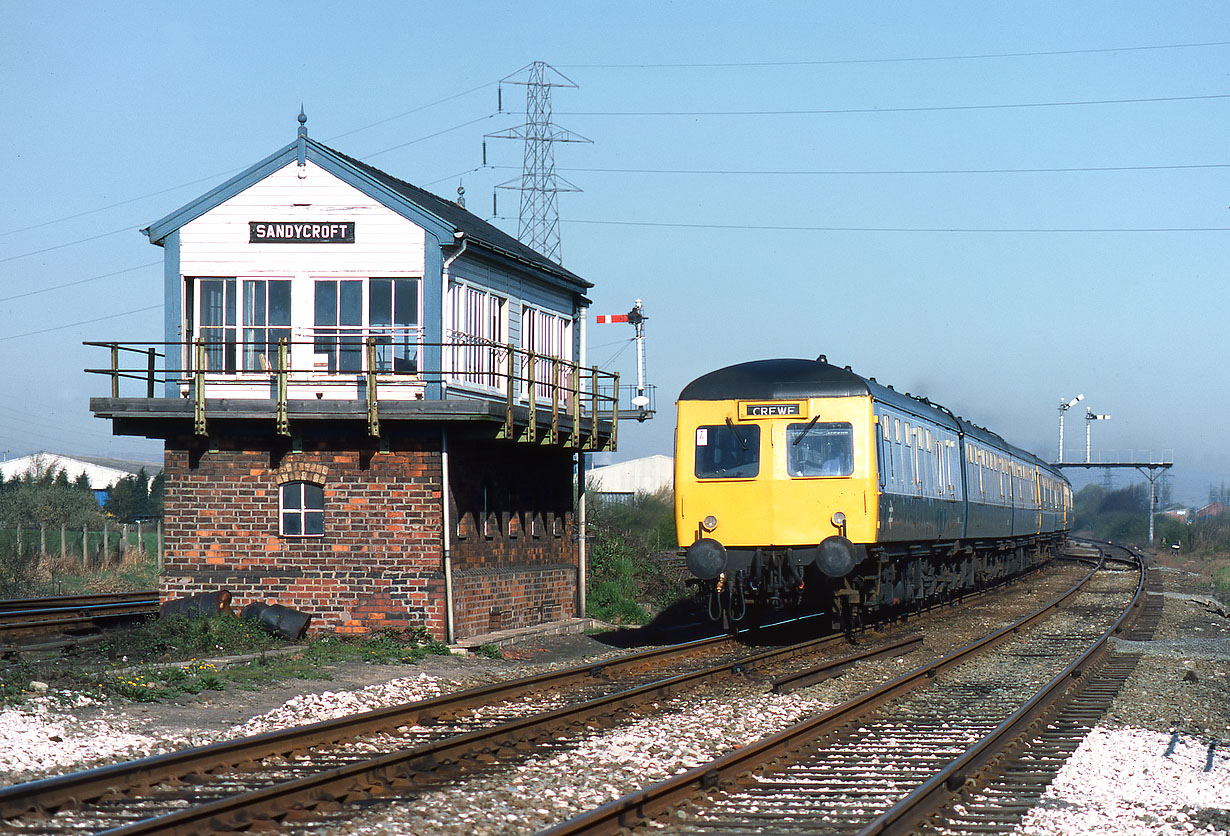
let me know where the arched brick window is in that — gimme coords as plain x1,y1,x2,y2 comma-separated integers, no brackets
281,481,324,537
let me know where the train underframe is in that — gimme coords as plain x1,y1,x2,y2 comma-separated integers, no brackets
697,533,1068,633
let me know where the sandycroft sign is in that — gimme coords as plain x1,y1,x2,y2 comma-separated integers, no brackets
249,221,356,243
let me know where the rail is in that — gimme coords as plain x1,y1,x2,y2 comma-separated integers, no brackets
85,339,620,449
0,591,160,648
538,560,1106,836
0,631,815,823
856,547,1147,835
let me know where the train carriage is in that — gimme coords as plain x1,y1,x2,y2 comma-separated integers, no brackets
675,356,1072,629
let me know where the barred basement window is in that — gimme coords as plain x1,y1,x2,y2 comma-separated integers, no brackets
281,482,324,537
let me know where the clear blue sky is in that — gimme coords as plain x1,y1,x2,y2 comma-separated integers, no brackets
1,3,1227,504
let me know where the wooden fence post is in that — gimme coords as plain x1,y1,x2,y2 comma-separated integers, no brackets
103,521,109,557
40,525,46,557
61,524,67,558
15,523,20,557
137,521,143,555
81,525,87,568
157,520,164,572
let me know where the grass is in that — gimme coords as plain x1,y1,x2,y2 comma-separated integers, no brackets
1156,547,1230,600
585,489,686,626
2,550,160,598
0,615,456,707
1216,565,1230,597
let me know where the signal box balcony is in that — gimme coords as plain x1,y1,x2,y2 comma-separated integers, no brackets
87,336,620,450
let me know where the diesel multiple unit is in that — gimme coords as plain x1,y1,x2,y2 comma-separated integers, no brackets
675,357,1072,628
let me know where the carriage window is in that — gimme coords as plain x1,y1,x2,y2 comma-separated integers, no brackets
695,424,760,479
787,422,854,477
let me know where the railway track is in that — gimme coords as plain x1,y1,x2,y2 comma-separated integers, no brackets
0,591,159,651
540,546,1155,836
0,560,1091,834
0,622,865,833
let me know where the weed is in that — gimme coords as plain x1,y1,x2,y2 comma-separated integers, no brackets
474,643,503,659
585,490,685,625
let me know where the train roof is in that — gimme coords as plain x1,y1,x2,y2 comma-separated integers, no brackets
679,357,1057,474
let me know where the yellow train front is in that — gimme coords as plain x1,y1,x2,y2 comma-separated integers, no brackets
675,357,1070,629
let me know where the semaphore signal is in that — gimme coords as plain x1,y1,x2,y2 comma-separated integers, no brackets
594,300,653,420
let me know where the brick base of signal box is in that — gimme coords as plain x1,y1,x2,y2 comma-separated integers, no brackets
160,436,579,641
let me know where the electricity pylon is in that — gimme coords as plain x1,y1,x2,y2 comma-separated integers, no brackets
485,62,591,263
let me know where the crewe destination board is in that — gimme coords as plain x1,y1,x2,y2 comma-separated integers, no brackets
739,401,808,419
249,222,356,243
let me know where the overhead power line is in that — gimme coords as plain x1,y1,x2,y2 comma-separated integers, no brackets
0,305,162,342
0,262,160,303
560,40,1230,68
491,162,1230,176
527,217,1230,234
327,80,498,141
559,93,1230,118
0,96,503,240
0,226,138,265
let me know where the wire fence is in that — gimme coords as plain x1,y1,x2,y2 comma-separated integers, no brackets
0,521,162,570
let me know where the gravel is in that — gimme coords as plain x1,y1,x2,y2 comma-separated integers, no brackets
1017,727,1230,836
0,560,1225,836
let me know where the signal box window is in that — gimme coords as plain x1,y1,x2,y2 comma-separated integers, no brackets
788,422,854,477
281,482,324,537
695,424,760,479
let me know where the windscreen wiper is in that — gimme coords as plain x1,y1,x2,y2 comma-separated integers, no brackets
725,417,748,451
792,414,821,445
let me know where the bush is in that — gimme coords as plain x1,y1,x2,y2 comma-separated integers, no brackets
585,489,685,625
107,612,279,661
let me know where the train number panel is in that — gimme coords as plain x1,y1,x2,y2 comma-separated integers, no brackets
674,357,1072,630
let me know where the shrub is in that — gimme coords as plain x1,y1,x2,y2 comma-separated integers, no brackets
585,489,685,624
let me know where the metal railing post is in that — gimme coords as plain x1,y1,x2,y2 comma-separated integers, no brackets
550,360,561,445
610,371,620,452
527,350,537,442
365,337,380,437
504,343,516,440
146,347,156,398
193,338,207,436
569,360,580,448
589,366,599,450
276,338,289,436
110,344,120,398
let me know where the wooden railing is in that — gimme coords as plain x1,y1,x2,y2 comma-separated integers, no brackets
85,339,619,450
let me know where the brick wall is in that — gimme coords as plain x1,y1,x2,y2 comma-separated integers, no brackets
447,442,578,637
161,432,580,640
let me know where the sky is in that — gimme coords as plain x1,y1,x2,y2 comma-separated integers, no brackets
1,3,1227,504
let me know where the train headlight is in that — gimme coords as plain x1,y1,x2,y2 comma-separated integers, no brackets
702,515,719,532
831,510,847,528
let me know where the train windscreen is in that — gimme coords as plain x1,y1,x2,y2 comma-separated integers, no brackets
694,424,760,479
787,422,854,477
